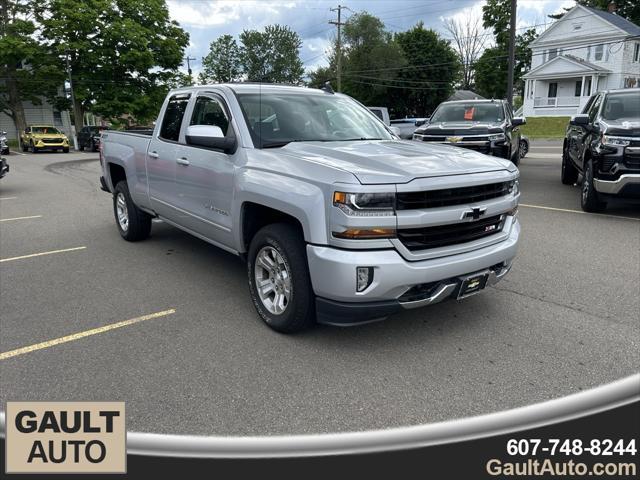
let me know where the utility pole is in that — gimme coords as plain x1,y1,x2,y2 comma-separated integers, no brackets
184,55,196,83
506,0,517,110
65,52,79,151
330,5,347,92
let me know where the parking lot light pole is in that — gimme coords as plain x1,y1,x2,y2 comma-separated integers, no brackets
65,53,79,151
506,0,517,110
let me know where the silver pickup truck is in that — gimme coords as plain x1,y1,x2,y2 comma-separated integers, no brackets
100,84,521,333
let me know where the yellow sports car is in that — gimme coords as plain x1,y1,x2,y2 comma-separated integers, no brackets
21,125,70,153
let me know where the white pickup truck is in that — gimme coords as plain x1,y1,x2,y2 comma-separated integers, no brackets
100,84,520,333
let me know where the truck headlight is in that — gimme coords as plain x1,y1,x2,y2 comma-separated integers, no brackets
508,178,519,196
333,191,395,216
488,133,505,141
601,135,630,147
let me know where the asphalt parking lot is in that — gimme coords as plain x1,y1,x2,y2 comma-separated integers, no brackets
1,142,638,436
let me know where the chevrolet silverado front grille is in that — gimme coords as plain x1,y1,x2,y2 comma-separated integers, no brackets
397,215,504,251
396,182,511,210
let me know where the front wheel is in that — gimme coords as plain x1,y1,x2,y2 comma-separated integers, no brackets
247,223,315,333
519,139,528,158
510,143,520,166
63,147,69,153
581,159,606,212
113,181,152,241
30,142,38,153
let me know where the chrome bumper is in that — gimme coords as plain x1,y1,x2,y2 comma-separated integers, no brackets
594,174,640,194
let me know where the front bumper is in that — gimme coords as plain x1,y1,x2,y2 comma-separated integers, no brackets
594,174,640,196
309,219,520,325
0,158,9,178
34,139,69,149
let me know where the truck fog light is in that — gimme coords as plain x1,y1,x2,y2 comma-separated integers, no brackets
356,267,374,292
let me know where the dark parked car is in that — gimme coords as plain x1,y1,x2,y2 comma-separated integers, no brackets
413,99,525,165
78,125,108,152
562,88,640,212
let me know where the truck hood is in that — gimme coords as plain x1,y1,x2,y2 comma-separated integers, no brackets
279,139,514,184
601,119,640,137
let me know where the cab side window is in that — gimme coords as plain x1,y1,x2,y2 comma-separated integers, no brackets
587,94,603,122
190,96,230,135
160,94,190,142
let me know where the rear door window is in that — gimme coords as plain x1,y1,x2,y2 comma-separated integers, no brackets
160,94,190,142
189,96,230,135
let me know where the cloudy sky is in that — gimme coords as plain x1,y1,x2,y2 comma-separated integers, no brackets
167,0,576,78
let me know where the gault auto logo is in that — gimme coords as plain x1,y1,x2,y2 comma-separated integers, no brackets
5,402,126,474
447,136,463,143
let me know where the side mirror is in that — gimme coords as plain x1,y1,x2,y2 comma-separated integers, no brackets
570,114,589,126
185,125,236,153
512,117,526,126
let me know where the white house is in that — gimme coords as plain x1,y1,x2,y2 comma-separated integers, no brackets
522,4,640,117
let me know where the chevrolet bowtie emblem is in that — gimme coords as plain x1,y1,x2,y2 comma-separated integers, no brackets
447,136,463,143
462,207,487,220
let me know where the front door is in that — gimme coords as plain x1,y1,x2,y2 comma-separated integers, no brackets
173,93,236,246
147,93,191,218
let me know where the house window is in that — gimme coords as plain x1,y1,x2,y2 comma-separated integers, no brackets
586,46,591,60
575,81,582,97
548,82,558,98
53,111,63,126
634,43,640,63
548,48,558,60
583,77,592,96
594,44,604,61
572,22,583,31
624,77,638,88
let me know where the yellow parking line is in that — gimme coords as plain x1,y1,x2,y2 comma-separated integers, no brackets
0,196,17,200
520,204,639,221
0,215,42,222
0,309,176,361
0,246,86,263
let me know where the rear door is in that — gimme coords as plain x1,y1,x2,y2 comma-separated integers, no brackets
172,92,236,246
147,92,191,217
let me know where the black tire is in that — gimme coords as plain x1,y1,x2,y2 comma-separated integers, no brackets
79,142,84,151
519,139,528,158
91,141,97,152
581,159,606,212
63,147,69,153
113,181,152,241
561,145,578,185
21,142,28,152
247,223,315,333
510,143,520,166
30,142,38,153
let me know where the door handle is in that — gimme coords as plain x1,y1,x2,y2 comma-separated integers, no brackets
176,157,190,166
148,151,159,159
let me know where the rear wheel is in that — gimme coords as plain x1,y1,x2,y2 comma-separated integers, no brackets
247,223,315,333
561,146,578,185
113,181,152,241
581,159,606,212
21,142,28,152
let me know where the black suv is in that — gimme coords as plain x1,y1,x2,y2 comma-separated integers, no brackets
413,99,525,165
77,125,108,152
562,88,640,212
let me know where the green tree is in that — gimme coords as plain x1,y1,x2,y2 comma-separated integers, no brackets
0,0,66,138
339,13,406,108
199,35,242,84
240,25,304,84
307,66,335,89
36,0,189,127
481,0,537,98
394,23,461,116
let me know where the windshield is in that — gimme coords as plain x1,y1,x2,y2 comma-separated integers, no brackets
236,93,393,148
602,93,640,121
32,126,62,134
430,103,505,123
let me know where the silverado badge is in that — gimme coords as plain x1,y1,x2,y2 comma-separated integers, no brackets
447,136,463,143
